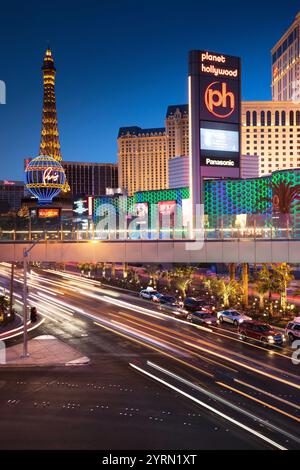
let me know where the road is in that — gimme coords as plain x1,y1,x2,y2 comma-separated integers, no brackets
0,264,299,450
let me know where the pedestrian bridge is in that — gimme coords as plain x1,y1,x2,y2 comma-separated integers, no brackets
0,238,299,264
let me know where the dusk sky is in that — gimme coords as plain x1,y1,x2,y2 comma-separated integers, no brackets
1,0,300,180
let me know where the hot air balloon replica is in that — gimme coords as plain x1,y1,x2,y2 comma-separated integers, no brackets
25,155,66,205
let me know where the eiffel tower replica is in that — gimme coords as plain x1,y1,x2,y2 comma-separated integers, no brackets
39,47,70,193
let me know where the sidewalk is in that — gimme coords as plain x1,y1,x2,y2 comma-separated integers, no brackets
2,335,90,367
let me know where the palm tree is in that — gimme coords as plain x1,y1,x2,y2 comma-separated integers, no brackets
256,265,272,311
144,264,161,287
209,278,242,308
271,263,294,312
257,180,300,232
241,263,249,308
160,270,172,289
174,276,192,299
229,263,236,281
255,264,281,317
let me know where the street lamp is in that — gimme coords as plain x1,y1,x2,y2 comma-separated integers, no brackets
21,239,40,358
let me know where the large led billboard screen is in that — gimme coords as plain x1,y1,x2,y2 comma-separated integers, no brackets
189,49,241,200
200,121,240,168
200,128,239,153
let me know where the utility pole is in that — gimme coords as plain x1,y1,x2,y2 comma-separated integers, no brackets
21,249,29,358
9,262,15,315
21,239,41,358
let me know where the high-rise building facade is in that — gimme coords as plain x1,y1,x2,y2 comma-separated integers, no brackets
168,155,190,189
61,162,118,196
165,105,189,159
118,107,190,195
118,127,167,196
242,101,300,175
119,94,300,191
272,12,300,101
0,181,24,212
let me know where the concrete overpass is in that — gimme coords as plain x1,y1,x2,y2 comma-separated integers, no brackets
0,239,299,263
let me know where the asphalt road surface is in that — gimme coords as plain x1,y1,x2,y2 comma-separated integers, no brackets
0,265,299,450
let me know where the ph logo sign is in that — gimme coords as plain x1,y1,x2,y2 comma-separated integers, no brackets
205,81,235,119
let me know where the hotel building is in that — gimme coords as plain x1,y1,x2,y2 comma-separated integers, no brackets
62,161,118,197
242,101,300,175
118,127,167,196
118,106,189,195
272,12,300,101
0,180,24,212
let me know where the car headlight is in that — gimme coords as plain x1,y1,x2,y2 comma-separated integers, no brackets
207,321,212,324
267,335,275,343
238,318,243,323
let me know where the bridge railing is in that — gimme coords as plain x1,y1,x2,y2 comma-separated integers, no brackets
0,226,299,241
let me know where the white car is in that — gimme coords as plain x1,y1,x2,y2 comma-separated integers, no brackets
139,289,159,300
217,309,251,326
285,319,300,342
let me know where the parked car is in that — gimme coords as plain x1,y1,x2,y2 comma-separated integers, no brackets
239,320,286,346
184,297,206,312
151,292,164,302
187,311,218,326
158,295,177,305
217,309,251,326
285,319,300,342
139,288,160,300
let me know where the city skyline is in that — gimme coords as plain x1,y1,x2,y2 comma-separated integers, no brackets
1,0,300,180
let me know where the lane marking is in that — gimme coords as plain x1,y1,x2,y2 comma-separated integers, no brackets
234,379,300,411
216,382,300,423
184,341,300,391
93,321,213,378
129,362,287,451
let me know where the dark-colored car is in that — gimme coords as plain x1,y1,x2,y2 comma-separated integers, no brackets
187,311,218,326
238,321,286,346
184,297,206,312
158,295,177,305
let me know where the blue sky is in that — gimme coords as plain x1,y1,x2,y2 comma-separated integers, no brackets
1,0,300,179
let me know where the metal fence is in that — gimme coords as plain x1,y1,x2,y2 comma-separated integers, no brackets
0,226,299,242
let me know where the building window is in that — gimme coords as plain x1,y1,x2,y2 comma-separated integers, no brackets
275,111,280,126
290,110,294,126
260,111,265,126
246,111,251,126
252,111,257,127
281,111,286,126
267,111,272,126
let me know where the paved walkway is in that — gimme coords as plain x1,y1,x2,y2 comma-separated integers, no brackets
2,335,90,367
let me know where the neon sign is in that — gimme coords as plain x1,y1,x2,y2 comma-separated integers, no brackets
204,82,235,118
43,167,59,185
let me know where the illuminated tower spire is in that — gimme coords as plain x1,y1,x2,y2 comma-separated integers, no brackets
39,47,62,161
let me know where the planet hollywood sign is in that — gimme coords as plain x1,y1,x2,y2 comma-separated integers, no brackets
200,52,239,78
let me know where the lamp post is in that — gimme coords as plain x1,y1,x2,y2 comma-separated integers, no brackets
21,239,40,358
9,262,15,316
